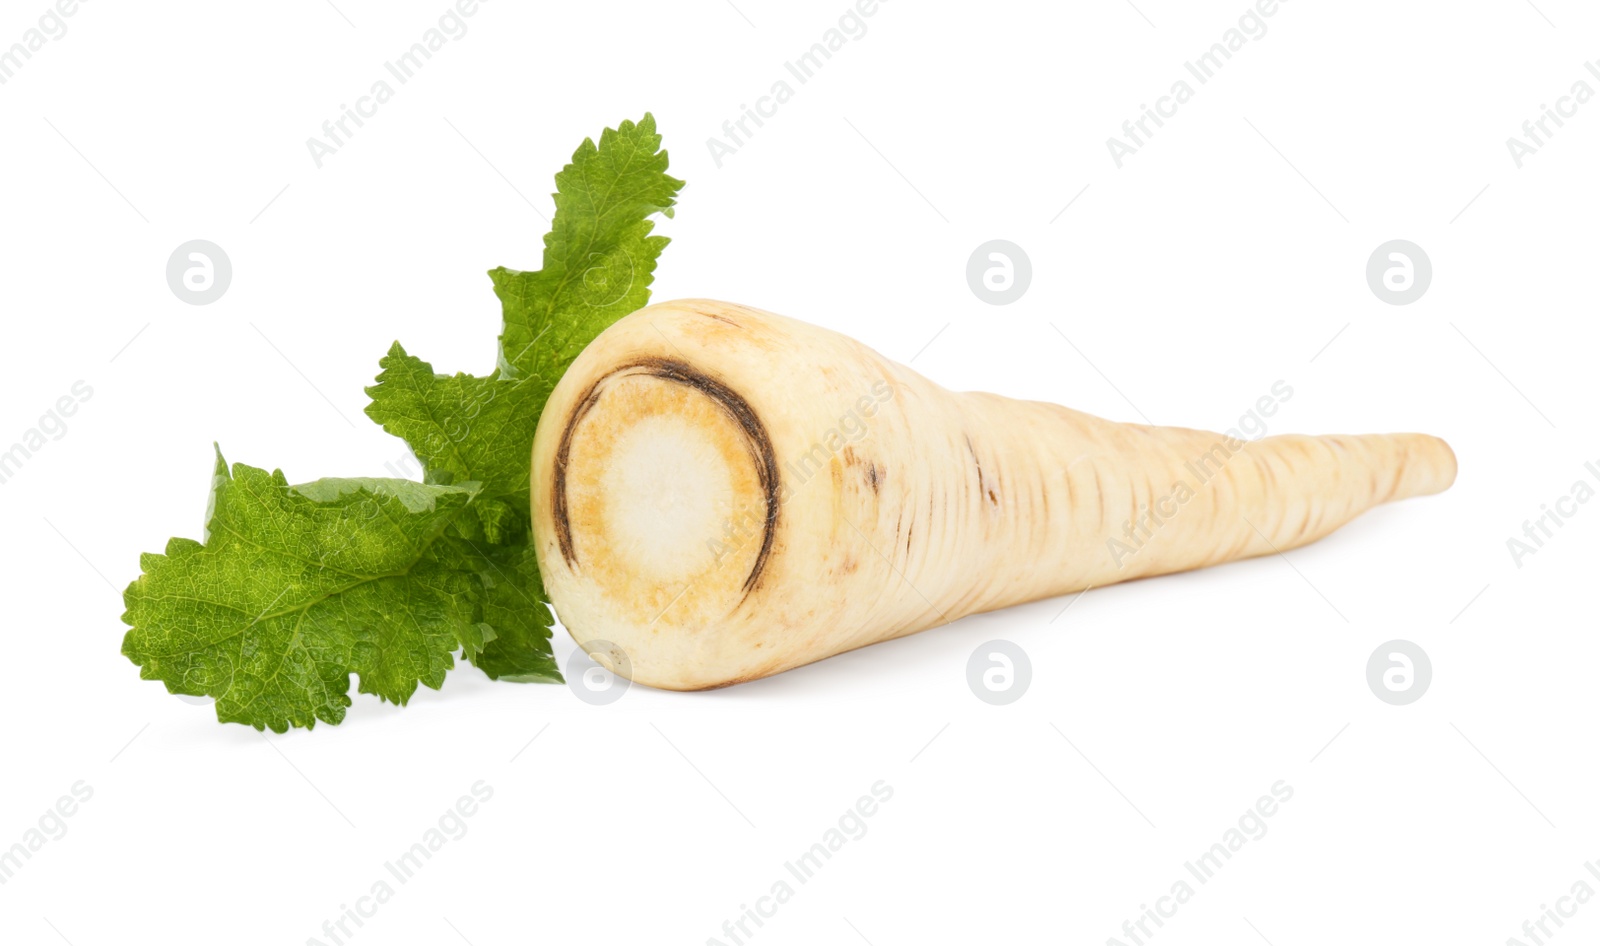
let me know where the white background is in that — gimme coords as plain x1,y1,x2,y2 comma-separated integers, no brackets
2,1,1597,944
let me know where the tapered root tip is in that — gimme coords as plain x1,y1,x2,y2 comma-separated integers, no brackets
1395,433,1457,499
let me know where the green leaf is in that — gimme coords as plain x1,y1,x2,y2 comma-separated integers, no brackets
364,343,550,545
363,113,682,687
458,542,561,683
121,450,493,732
122,115,683,728
494,112,684,380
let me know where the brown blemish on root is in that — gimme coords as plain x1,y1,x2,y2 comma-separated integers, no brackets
1091,466,1105,533
866,464,882,493
1293,501,1314,542
681,300,744,328
964,435,985,488
551,356,781,595
1386,455,1409,502
1261,455,1280,491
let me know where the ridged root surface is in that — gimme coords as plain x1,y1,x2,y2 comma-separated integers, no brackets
532,300,1456,690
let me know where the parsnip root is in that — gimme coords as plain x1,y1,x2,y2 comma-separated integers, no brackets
531,300,1456,690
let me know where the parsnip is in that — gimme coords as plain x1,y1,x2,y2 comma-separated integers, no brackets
531,299,1456,690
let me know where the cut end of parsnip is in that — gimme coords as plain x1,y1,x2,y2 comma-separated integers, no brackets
543,353,780,679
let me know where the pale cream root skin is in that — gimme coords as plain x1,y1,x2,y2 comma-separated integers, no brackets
531,299,1457,691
